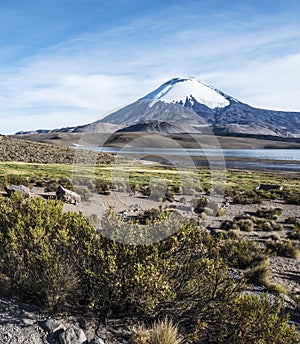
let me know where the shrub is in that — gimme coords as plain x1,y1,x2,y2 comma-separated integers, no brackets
255,207,282,220
209,294,300,344
220,239,266,270
246,258,270,286
267,283,287,295
226,230,242,239
216,207,226,217
0,193,95,310
192,197,208,214
287,228,300,240
285,217,300,228
2,174,30,186
0,194,298,342
96,181,111,195
266,240,300,259
220,219,254,232
136,207,171,225
232,191,262,204
257,220,283,232
193,197,219,216
73,177,96,192
220,220,240,231
73,185,93,201
238,219,254,232
284,192,300,205
140,185,151,197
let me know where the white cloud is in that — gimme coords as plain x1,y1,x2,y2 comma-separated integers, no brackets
1,9,300,133
203,53,300,111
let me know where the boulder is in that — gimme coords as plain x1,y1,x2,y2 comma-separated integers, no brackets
90,337,106,344
4,185,31,198
56,186,81,204
256,184,283,191
44,319,66,333
59,327,87,344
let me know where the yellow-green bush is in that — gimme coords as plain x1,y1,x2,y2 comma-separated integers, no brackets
0,193,298,342
194,294,300,344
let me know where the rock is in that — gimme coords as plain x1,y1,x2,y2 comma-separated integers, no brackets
4,184,31,198
59,327,87,344
56,186,81,204
256,184,283,191
44,318,66,333
90,337,106,344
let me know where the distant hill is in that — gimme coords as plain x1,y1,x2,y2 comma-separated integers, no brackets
0,135,113,164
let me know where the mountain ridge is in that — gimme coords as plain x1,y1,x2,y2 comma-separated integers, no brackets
15,77,300,138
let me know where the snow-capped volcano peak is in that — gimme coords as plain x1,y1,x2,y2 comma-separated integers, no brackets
141,77,230,109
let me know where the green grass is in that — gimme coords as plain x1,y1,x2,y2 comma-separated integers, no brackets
0,162,299,195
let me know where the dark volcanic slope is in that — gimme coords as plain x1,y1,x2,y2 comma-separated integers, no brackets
116,120,200,134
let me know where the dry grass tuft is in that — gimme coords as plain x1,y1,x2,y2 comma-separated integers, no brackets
131,318,182,344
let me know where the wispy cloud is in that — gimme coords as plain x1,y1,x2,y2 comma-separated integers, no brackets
1,2,300,133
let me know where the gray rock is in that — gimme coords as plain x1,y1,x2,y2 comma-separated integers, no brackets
90,337,106,344
56,186,81,204
44,319,66,333
59,327,87,344
4,185,31,198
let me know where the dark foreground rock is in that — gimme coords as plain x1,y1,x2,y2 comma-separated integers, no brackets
56,186,81,204
4,185,31,198
0,298,126,344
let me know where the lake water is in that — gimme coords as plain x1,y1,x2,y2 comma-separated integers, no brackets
90,147,300,161
76,146,300,171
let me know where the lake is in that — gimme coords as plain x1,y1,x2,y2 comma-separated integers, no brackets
75,146,300,171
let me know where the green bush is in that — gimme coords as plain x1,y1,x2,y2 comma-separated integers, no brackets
237,219,254,232
220,220,240,231
73,185,93,201
285,217,300,228
256,220,284,232
196,294,300,344
216,207,226,217
255,207,282,220
2,174,30,186
193,197,219,216
193,197,208,214
231,191,262,205
220,239,267,270
0,193,94,310
0,195,236,316
287,228,300,240
266,240,300,259
246,258,270,286
96,181,111,195
283,192,300,205
0,194,298,342
220,219,254,232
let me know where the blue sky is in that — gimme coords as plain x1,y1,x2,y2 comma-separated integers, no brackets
1,0,300,133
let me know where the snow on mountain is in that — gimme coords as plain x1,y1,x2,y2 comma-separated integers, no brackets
141,77,230,109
